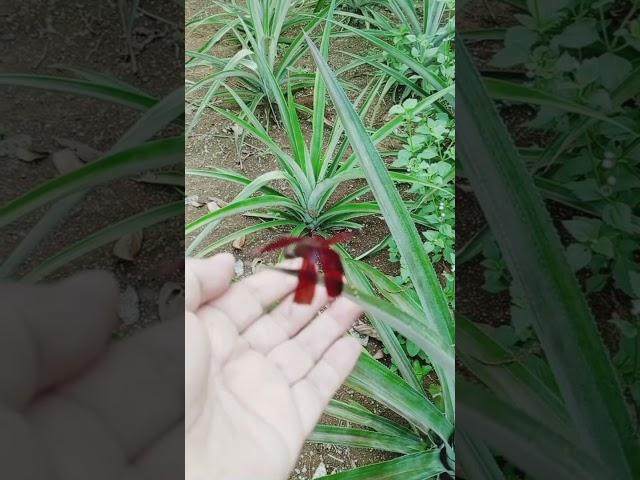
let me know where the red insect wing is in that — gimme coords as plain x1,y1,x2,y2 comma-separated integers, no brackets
294,255,317,304
324,231,356,246
259,236,302,254
318,248,344,297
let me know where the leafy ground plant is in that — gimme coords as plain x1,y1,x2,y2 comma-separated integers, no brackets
0,70,183,280
185,9,453,257
298,35,455,478
456,0,640,470
186,0,332,134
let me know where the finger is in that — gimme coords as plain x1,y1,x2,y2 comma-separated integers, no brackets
203,259,302,332
57,317,183,460
185,310,216,430
267,297,362,384
241,285,330,354
185,253,235,312
0,271,118,409
292,336,362,434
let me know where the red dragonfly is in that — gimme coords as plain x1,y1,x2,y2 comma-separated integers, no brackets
258,232,355,304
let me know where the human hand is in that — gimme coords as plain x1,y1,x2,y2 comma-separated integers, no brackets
0,272,184,479
185,253,363,480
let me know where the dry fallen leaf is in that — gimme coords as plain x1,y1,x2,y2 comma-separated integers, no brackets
208,196,228,207
231,123,244,136
158,282,184,322
54,137,102,162
206,199,220,212
185,195,204,208
16,148,47,162
117,286,140,325
234,258,245,277
232,235,246,250
312,461,327,479
0,134,47,162
113,230,144,261
51,149,83,174
251,257,265,273
353,322,381,340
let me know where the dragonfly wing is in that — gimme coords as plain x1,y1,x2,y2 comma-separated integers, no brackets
324,231,356,246
259,236,302,253
319,248,344,297
294,255,317,304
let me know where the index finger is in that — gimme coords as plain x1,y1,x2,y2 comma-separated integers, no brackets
185,253,235,312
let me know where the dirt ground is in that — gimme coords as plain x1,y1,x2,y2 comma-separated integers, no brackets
184,0,422,476
0,1,184,331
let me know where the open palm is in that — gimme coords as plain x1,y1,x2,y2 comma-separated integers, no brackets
185,254,362,480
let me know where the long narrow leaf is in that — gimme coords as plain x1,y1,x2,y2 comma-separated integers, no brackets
324,400,421,440
185,195,299,234
0,74,156,109
485,78,636,134
459,380,611,479
25,201,182,281
0,137,183,228
458,43,638,477
308,425,426,454
197,219,295,257
319,450,445,480
347,353,453,441
306,34,454,358
344,286,454,381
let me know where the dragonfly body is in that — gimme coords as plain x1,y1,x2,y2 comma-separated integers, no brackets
258,232,355,304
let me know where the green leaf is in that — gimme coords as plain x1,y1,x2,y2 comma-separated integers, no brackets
306,33,454,352
566,243,591,271
0,137,183,229
458,430,506,480
196,219,296,257
459,380,611,479
308,425,426,454
25,201,182,281
555,20,599,48
491,26,538,68
535,66,640,171
0,74,157,110
310,0,333,177
457,315,573,439
458,43,638,478
111,86,184,153
602,203,635,234
343,287,455,382
341,254,423,393
562,217,601,242
527,0,569,23
485,78,636,134
317,450,445,480
324,400,421,439
331,23,453,107
185,194,300,234
592,237,614,258
347,353,452,441
598,53,633,91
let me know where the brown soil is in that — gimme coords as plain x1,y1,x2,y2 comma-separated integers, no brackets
0,2,184,330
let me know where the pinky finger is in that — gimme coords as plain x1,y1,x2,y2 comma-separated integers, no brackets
291,336,362,435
